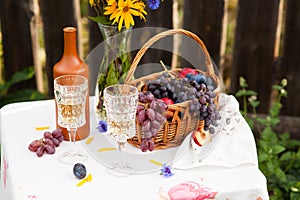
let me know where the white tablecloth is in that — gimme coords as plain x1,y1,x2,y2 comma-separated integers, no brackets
0,96,269,200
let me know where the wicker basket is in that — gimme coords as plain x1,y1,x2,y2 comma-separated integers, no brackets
125,29,220,150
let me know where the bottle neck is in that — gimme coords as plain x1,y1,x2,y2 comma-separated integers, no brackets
63,27,79,57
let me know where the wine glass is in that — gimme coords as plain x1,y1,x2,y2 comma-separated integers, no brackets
54,75,88,164
103,84,138,177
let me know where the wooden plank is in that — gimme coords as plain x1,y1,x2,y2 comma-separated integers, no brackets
0,0,35,91
29,0,44,93
39,0,80,97
182,0,227,68
230,0,280,113
281,0,300,116
133,0,173,74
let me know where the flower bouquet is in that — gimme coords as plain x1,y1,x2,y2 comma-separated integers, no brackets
88,0,165,114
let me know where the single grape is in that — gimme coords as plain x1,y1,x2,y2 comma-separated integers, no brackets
199,96,207,105
51,129,63,138
137,109,146,123
52,138,61,147
28,140,41,152
36,145,45,157
148,140,155,151
146,108,155,120
209,127,215,134
159,86,167,92
44,144,55,154
161,91,168,98
143,131,152,139
73,163,87,179
153,89,161,97
195,74,206,84
57,135,64,142
151,128,159,137
156,100,168,112
140,139,148,152
155,112,165,124
148,84,157,91
44,138,55,148
137,104,145,112
145,92,155,102
142,120,151,132
151,119,161,129
43,131,53,139
138,92,147,103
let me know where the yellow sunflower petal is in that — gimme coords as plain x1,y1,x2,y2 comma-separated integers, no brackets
127,8,137,15
124,12,134,29
118,14,125,31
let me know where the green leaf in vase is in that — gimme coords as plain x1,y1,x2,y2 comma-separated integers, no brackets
106,66,118,86
97,73,106,92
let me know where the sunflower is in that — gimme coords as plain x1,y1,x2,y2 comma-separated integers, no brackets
105,0,147,31
104,0,119,21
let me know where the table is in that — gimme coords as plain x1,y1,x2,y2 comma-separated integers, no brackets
0,96,269,200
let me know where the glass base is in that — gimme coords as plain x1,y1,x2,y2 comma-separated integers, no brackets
58,150,87,165
107,162,136,177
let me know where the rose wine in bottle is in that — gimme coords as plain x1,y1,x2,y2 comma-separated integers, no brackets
53,27,90,141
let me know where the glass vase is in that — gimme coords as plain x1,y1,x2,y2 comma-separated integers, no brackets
96,23,131,118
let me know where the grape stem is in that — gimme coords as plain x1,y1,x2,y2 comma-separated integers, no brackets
160,60,175,78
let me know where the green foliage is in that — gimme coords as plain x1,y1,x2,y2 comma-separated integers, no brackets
0,67,46,108
236,77,300,199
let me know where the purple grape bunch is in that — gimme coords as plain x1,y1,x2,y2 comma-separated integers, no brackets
145,71,220,134
188,83,221,134
28,129,64,157
136,91,168,152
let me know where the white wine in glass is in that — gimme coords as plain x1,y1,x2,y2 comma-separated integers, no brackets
104,84,138,177
54,75,88,164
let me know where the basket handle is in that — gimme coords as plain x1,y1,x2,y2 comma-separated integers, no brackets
125,29,217,84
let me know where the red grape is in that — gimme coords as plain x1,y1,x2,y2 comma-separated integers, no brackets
151,120,161,129
57,135,64,142
28,140,41,152
137,109,146,123
36,145,45,157
145,93,154,102
146,108,155,120
43,131,53,139
44,138,55,148
142,120,151,132
29,129,64,157
148,140,155,151
44,144,55,154
52,129,63,138
52,138,60,147
140,139,148,152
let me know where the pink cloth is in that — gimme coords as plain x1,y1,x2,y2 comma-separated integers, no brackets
168,181,217,200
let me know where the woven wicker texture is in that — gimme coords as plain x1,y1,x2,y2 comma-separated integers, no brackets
125,29,220,150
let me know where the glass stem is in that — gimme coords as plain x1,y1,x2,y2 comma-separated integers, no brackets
118,141,125,165
68,128,77,145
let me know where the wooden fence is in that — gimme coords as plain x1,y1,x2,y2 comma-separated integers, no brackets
0,0,299,137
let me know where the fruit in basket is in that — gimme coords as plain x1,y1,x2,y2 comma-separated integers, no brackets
179,67,198,78
136,91,167,152
144,71,220,133
161,97,174,105
135,69,220,152
192,130,211,147
28,128,64,157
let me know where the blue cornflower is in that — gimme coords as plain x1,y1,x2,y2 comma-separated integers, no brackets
98,120,107,132
147,0,160,10
160,163,174,177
